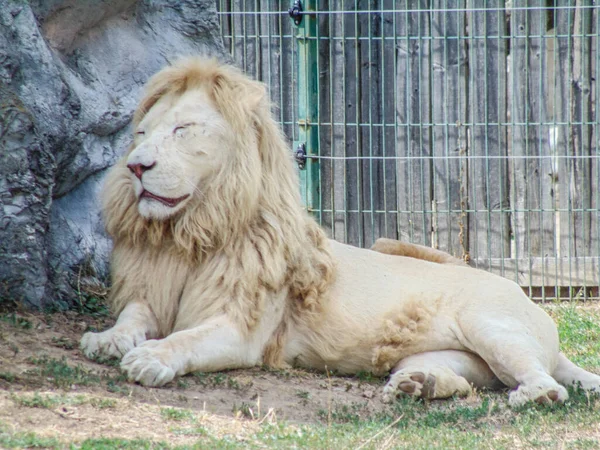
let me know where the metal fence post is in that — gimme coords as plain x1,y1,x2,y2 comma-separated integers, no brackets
291,0,320,218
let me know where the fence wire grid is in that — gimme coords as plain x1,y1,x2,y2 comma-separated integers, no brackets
217,1,599,301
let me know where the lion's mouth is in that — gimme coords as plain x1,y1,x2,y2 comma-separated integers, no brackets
140,190,190,208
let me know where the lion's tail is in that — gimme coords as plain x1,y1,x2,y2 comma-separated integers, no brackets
553,352,600,391
371,238,468,266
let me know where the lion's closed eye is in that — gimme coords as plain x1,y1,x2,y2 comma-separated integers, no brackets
173,123,197,137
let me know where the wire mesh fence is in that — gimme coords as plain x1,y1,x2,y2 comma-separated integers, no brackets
217,1,599,300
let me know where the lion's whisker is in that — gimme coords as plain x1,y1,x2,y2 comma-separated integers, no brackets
180,176,204,199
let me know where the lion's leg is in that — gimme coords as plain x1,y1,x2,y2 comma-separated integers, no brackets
382,350,502,403
80,302,159,359
553,353,600,392
458,313,569,407
371,238,467,266
120,315,259,387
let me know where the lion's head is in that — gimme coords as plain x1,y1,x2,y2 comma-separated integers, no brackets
102,58,334,330
103,58,299,251
124,59,268,225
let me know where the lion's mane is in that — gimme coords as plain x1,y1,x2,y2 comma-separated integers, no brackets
101,59,334,363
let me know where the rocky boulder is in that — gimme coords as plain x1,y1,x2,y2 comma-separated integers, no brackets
0,0,225,308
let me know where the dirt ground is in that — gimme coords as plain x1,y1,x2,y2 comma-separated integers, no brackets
0,309,394,444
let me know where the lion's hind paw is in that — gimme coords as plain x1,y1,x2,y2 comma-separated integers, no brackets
382,371,434,403
508,383,568,407
382,367,472,403
121,341,176,387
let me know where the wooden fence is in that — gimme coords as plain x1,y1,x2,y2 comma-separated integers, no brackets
218,1,599,299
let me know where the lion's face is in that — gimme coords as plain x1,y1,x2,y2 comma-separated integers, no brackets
126,88,231,220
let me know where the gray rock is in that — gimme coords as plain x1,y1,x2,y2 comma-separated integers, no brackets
0,0,225,308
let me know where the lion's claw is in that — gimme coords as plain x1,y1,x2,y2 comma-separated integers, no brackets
121,342,175,387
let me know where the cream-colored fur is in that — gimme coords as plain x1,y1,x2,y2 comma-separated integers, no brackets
371,238,468,266
81,57,600,406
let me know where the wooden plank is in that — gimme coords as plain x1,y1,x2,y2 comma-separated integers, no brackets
342,3,362,247
395,0,432,246
430,0,467,259
380,0,399,242
316,0,337,238
472,257,600,287
315,0,333,236
592,4,600,261
257,1,280,112
553,0,571,261
467,0,510,261
358,0,385,248
358,0,376,246
218,0,233,54
322,0,357,242
559,0,595,258
509,0,556,258
277,2,296,144
230,0,257,74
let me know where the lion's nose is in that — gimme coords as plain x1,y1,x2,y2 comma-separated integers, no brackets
127,162,156,180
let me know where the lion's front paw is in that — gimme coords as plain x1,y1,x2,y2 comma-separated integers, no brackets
121,341,175,387
81,327,146,360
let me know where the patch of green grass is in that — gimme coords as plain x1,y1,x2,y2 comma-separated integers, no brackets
171,426,208,437
50,336,77,350
89,354,121,367
77,437,171,449
88,397,118,409
260,365,306,379
227,377,241,390
252,420,497,450
75,295,110,318
160,407,194,422
1,424,174,450
28,355,100,389
0,372,16,383
318,401,370,424
211,373,226,386
0,427,61,449
355,370,378,382
232,402,255,420
11,392,61,409
296,390,310,399
11,392,118,410
0,312,32,330
190,372,228,388
548,305,600,368
104,372,130,394
106,379,130,394
176,378,189,389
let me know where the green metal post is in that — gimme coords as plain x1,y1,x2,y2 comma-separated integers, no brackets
292,0,320,216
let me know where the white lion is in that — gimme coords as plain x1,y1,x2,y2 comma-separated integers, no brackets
81,57,600,406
